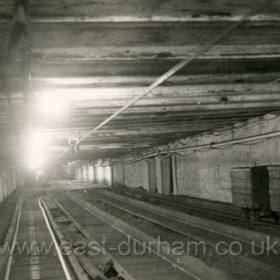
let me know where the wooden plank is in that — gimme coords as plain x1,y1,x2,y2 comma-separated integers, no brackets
50,94,280,108
1,22,280,53
1,0,280,20
46,102,280,115
2,75,280,98
33,122,247,140
25,44,280,61
2,73,279,88
0,106,277,132
10,83,278,99
2,57,280,78
2,98,280,112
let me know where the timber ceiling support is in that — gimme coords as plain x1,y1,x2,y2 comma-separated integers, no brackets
1,0,280,163
56,0,276,161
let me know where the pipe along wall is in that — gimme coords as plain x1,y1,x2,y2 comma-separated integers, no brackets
112,114,280,203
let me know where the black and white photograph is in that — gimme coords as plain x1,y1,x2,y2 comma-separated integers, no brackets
0,0,280,279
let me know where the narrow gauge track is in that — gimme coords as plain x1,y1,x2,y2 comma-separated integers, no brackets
58,190,280,280
51,194,203,280
0,194,80,280
4,186,277,280
2,197,68,280
111,187,241,217
92,190,280,252
101,188,280,233
89,191,280,262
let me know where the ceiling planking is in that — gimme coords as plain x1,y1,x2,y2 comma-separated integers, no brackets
0,0,280,162
1,0,280,19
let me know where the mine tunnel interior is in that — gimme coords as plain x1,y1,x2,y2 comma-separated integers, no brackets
0,0,280,280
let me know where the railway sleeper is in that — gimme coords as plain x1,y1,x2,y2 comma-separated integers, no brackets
42,196,132,280
65,191,280,280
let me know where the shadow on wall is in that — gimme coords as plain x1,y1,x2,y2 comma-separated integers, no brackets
0,167,24,204
231,166,279,224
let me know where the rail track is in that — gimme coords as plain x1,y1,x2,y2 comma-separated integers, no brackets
0,190,94,280
0,195,71,280
102,187,280,233
1,185,279,280
90,189,280,251
2,189,198,280
47,194,200,280
56,189,280,280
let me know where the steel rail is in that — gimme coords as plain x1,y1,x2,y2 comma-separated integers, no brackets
38,198,73,280
4,200,23,280
65,193,200,280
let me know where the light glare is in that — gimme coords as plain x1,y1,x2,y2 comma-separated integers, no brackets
97,166,104,182
25,132,50,170
36,93,67,118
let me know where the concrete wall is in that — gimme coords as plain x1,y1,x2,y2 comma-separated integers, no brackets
74,163,89,181
113,157,174,194
147,158,157,193
173,115,280,202
113,161,150,191
113,164,124,185
175,149,233,202
74,163,112,186
0,166,24,205
112,114,280,203
88,165,95,182
124,161,149,190
0,176,7,204
161,157,172,195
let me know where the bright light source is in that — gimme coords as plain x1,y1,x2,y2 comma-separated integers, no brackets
27,154,45,170
37,170,44,176
25,131,50,170
35,93,67,118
